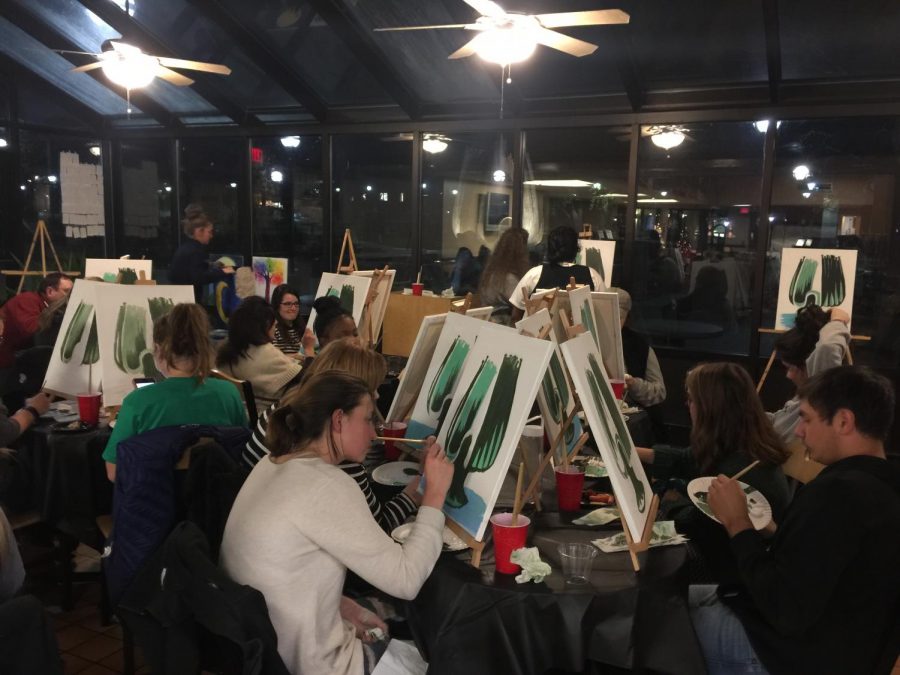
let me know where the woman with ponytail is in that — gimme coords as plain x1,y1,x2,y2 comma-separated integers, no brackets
221,371,454,675
169,203,235,301
769,305,850,443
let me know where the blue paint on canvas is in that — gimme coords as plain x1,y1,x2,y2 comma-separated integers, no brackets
443,488,487,535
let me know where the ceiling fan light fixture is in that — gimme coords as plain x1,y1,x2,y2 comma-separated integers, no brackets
100,48,158,89
280,136,301,148
650,129,685,151
472,27,537,65
422,136,449,154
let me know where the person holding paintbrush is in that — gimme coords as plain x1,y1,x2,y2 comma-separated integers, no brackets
634,362,790,582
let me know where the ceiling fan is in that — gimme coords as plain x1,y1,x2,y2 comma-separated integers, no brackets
63,40,231,89
374,0,630,64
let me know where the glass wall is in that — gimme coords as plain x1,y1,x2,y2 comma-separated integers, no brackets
332,134,414,286
631,121,766,355
119,140,176,271
420,132,516,295
250,135,325,297
524,126,631,287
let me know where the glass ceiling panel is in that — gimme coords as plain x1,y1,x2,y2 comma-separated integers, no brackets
343,0,499,105
780,1,900,81
0,17,138,116
629,0,767,88
127,0,298,110
17,0,219,114
216,0,390,107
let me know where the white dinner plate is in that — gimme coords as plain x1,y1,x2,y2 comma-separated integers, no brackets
687,476,772,530
391,521,468,552
371,461,420,487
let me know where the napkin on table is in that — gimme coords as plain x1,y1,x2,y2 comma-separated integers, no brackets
592,521,689,553
572,507,620,526
510,547,552,584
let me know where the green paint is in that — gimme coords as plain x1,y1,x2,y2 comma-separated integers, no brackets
60,301,93,363
789,257,819,307
541,351,574,445
427,336,471,431
580,300,601,351
148,297,175,322
113,303,150,374
585,247,605,284
81,317,99,366
443,356,497,507
587,352,646,512
821,255,846,307
118,268,138,284
338,284,355,313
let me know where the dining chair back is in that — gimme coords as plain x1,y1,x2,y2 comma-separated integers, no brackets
211,369,258,426
781,440,825,485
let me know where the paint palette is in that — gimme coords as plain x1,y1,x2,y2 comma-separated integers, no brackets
687,476,772,530
371,461,420,487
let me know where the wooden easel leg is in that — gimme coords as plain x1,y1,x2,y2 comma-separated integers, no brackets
336,229,349,274
845,344,854,365
757,350,777,393
16,223,40,293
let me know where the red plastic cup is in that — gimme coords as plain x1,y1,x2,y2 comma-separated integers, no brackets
77,392,102,425
381,421,407,461
555,466,585,512
490,512,530,574
610,379,625,400
411,283,424,296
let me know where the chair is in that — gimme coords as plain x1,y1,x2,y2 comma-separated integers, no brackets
782,440,825,485
211,369,258,426
14,345,53,397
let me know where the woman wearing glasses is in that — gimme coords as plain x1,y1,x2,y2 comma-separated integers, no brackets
270,284,314,358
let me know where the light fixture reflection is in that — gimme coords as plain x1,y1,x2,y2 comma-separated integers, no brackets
0,138,8,148
422,136,448,154
492,169,507,183
88,144,101,157
270,170,284,183
792,164,811,181
753,120,782,133
650,129,685,150
280,136,301,148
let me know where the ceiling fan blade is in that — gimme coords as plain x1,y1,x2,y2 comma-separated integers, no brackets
56,49,100,56
70,62,104,73
374,24,470,31
157,67,195,86
535,27,598,57
448,35,481,59
535,9,630,28
156,56,231,75
462,0,507,19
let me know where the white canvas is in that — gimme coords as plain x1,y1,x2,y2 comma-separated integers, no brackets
307,273,372,339
775,248,858,330
45,280,103,398
94,284,195,406
528,287,572,344
561,332,653,543
405,312,490,440
576,240,616,287
436,329,553,540
465,306,493,321
568,285,602,352
386,312,447,424
85,258,153,283
516,309,584,457
353,268,396,345
590,292,626,381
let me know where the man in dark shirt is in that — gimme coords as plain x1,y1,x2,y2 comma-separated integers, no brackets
692,366,900,675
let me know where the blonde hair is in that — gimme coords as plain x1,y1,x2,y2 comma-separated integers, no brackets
301,337,386,393
152,303,216,382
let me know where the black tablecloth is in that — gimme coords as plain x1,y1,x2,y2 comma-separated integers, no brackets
406,511,706,675
28,423,112,546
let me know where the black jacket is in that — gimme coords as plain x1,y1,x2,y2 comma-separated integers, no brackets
723,455,900,675
169,239,228,302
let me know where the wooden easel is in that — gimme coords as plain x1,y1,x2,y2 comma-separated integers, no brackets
578,224,593,239
359,265,388,347
522,288,556,317
450,292,473,314
336,228,359,273
1,220,81,293
620,494,660,572
445,517,486,568
756,327,871,392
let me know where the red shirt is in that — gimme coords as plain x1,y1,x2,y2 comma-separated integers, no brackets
0,291,47,367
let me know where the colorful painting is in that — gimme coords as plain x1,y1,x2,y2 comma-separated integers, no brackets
590,292,626,381
436,329,553,540
576,240,616,287
775,248,857,330
353,268,396,346
45,281,193,405
252,256,288,302
306,272,372,341
561,332,653,543
386,313,447,425
85,258,153,283
516,309,584,458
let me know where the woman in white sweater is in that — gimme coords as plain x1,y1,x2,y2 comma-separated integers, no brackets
220,371,454,675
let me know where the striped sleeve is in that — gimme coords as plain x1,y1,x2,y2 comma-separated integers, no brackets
339,462,419,533
243,403,275,468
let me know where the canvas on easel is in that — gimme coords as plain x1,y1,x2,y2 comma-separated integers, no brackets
353,267,395,346
465,305,493,321
516,308,584,458
306,272,372,340
44,280,103,398
386,313,447,425
436,329,553,541
576,240,616,288
251,256,288,302
568,285,604,354
591,291,626,381
774,248,857,330
561,332,655,553
85,259,153,283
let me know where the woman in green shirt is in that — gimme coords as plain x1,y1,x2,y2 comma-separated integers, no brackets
103,303,247,481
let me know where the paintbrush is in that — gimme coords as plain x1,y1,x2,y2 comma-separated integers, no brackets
511,463,525,526
374,436,426,445
730,459,760,482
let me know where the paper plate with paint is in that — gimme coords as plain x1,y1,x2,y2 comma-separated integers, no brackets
372,461,421,486
687,476,772,530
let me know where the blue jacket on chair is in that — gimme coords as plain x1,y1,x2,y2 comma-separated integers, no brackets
105,424,250,605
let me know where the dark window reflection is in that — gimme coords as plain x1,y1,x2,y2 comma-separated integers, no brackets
332,135,413,287
251,136,324,297
120,140,176,273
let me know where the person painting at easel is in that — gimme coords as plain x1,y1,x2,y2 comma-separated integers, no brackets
169,204,235,302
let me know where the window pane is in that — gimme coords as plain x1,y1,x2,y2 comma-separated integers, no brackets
332,135,414,286
251,136,325,297
633,121,766,356
119,140,176,268
524,126,631,287
420,132,516,295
